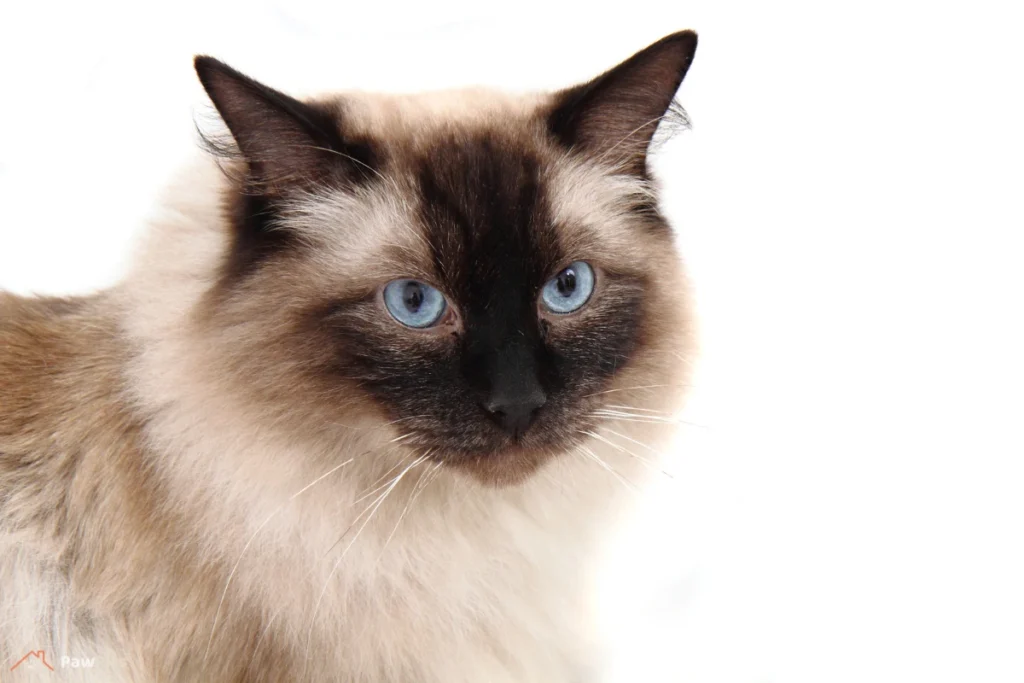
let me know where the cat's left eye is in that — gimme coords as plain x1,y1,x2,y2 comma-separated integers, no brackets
383,279,448,328
540,261,595,314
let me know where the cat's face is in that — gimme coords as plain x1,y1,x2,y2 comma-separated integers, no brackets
194,32,697,485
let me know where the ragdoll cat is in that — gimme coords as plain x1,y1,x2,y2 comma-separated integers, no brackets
0,30,697,682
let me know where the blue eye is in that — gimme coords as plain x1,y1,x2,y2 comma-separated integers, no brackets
383,280,448,328
540,261,595,314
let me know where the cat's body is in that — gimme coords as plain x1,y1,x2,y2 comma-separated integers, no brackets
0,32,697,682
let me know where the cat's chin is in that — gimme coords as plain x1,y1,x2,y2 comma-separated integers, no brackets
444,446,556,488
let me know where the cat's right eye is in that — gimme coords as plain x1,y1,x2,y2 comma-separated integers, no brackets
540,261,595,314
383,279,449,328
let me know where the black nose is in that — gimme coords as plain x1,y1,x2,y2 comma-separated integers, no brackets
483,389,547,437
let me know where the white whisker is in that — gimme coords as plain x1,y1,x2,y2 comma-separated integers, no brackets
600,427,668,456
604,404,672,414
343,454,418,519
375,459,442,564
583,383,689,398
330,414,427,432
582,430,673,479
576,444,640,495
592,409,680,424
592,409,710,429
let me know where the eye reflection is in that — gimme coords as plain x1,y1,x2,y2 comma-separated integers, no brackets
540,262,594,314
383,279,448,328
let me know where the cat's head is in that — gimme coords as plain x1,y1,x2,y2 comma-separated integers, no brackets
190,32,697,486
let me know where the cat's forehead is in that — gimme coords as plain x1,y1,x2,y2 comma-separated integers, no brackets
285,92,659,289
413,129,559,299
323,88,548,145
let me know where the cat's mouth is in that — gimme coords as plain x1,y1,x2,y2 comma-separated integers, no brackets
412,418,590,487
441,443,562,487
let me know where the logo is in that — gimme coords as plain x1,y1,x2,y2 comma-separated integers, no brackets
10,650,55,672
10,650,97,673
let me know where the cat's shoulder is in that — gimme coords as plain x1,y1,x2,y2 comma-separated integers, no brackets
0,292,103,372
1,291,94,330
0,292,123,431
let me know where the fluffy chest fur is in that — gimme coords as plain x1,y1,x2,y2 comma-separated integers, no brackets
198,452,616,682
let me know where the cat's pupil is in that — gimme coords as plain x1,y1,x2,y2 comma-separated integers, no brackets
403,283,424,312
556,269,577,298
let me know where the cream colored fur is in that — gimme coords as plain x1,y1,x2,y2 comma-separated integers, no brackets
0,87,691,683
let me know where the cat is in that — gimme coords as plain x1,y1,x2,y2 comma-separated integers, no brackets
0,30,697,682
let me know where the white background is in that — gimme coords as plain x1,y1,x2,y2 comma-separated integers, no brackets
2,1,1023,681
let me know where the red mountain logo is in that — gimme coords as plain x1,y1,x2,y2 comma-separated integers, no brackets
10,650,55,672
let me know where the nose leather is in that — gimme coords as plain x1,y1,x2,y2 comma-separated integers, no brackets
478,338,548,438
483,387,547,437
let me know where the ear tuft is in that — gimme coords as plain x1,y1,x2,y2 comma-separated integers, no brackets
547,30,698,175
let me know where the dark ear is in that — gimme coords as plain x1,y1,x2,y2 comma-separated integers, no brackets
547,30,698,175
194,56,373,191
